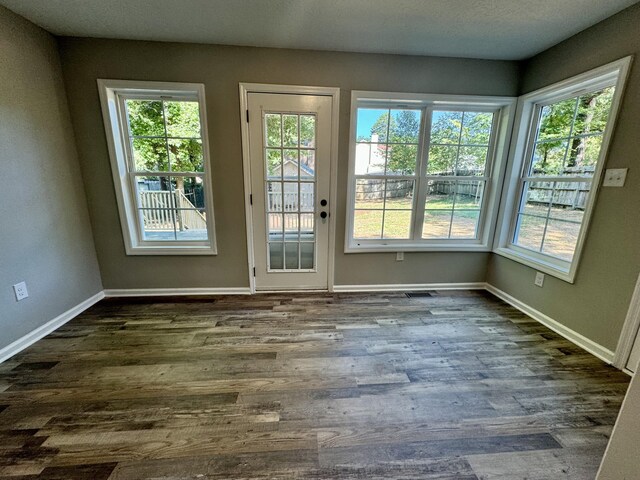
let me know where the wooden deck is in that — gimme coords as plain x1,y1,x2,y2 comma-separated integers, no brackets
0,291,629,479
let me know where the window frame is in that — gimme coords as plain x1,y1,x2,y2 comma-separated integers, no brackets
494,57,632,282
98,79,217,255
345,91,516,253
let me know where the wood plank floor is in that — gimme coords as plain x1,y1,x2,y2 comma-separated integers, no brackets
0,290,629,479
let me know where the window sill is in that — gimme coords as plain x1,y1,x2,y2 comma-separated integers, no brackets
125,245,217,256
345,243,491,253
493,247,575,283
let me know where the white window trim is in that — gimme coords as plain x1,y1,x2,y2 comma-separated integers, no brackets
493,56,632,282
345,91,516,253
98,79,217,255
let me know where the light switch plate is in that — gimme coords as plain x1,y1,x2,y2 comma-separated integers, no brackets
602,168,628,187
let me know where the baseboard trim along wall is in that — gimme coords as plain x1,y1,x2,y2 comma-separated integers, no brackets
332,283,487,293
0,291,105,364
485,283,615,365
103,287,252,297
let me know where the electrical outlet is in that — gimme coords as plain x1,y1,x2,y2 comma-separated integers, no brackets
602,168,628,187
534,272,544,288
13,281,28,301
396,252,404,261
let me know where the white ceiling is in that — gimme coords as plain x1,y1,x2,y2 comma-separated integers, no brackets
1,0,638,60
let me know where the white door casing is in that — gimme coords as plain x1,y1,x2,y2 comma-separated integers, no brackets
246,92,334,291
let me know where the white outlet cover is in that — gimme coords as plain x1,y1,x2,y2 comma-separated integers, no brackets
602,168,628,187
534,272,545,287
13,281,29,301
396,252,404,261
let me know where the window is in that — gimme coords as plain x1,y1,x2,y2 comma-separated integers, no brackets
495,58,631,281
98,80,216,255
346,92,515,252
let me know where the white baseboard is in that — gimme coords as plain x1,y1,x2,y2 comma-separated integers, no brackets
0,291,105,364
103,287,252,297
333,282,486,293
486,283,615,364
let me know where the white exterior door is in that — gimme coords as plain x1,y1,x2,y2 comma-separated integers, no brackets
247,93,333,290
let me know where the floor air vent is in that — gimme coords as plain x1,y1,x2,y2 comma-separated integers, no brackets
405,292,433,298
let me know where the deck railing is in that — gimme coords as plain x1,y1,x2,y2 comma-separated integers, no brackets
139,190,207,231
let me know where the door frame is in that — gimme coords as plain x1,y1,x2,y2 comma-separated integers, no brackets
239,83,340,294
613,271,640,374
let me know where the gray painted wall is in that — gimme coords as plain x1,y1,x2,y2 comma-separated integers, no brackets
57,38,519,289
487,3,640,351
0,7,102,349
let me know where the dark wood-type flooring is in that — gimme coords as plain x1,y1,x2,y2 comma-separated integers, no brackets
0,290,630,479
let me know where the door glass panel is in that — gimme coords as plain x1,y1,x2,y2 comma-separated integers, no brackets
264,112,318,271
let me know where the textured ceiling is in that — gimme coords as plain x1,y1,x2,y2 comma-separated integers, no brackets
1,0,638,60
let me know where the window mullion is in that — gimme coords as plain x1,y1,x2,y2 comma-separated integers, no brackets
411,105,432,242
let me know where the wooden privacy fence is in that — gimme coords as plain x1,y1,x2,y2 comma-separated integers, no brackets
139,190,207,231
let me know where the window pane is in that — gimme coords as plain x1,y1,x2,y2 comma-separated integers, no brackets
542,220,580,261
300,214,315,238
136,176,175,240
549,184,587,222
283,149,299,180
383,210,412,239
537,98,576,141
268,213,283,239
300,243,314,269
461,112,494,145
265,114,282,147
514,214,545,251
165,101,201,138
300,115,316,147
175,210,208,240
566,135,603,173
284,213,299,236
574,87,614,136
425,180,455,209
285,242,299,269
390,109,421,143
530,141,568,176
355,143,386,175
269,242,284,269
176,176,206,209
126,100,164,137
430,111,462,144
354,210,383,239
283,115,299,147
267,182,282,212
455,181,483,210
300,183,315,212
427,145,457,175
422,210,452,238
283,182,298,212
384,179,414,210
451,210,480,239
266,149,282,179
132,138,168,171
357,108,389,142
355,179,384,209
168,138,203,172
300,150,315,178
521,181,552,216
386,144,418,175
457,146,488,175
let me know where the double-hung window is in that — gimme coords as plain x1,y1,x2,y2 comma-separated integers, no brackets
495,58,631,281
98,80,216,255
346,92,515,252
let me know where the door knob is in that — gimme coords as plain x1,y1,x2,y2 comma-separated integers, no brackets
320,199,327,206
320,211,328,219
